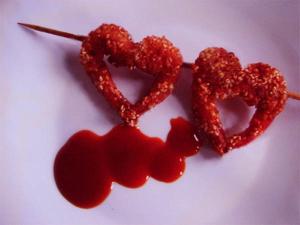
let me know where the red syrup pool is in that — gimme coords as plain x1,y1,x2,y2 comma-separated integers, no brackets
54,117,201,208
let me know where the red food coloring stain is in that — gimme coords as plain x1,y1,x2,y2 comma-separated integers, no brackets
54,117,201,208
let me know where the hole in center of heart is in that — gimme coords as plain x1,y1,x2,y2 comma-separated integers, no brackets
107,62,154,104
217,97,255,136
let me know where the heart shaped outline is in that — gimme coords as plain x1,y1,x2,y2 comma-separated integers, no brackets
192,47,288,154
80,24,183,126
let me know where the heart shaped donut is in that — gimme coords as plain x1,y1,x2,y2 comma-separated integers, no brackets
192,47,288,154
80,24,183,126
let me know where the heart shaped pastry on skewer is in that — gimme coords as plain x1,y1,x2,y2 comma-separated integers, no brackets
80,24,182,126
192,48,288,154
19,23,182,126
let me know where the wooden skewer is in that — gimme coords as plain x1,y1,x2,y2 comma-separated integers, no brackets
287,91,300,100
18,22,300,101
18,23,86,41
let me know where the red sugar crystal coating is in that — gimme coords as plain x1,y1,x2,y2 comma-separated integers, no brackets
80,24,183,126
192,47,287,154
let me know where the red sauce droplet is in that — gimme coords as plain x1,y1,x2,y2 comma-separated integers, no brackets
54,117,201,208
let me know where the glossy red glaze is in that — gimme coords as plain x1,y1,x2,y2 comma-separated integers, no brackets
54,117,201,208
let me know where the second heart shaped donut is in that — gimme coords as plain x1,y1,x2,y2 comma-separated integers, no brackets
80,24,183,126
192,47,288,154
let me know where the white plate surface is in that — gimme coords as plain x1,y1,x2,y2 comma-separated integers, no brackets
0,0,299,224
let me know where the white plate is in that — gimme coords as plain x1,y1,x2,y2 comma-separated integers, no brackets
1,0,299,224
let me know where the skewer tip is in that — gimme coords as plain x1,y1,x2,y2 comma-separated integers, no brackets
18,22,32,28
17,22,86,41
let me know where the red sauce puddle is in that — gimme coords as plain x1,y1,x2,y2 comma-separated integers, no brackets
54,117,201,208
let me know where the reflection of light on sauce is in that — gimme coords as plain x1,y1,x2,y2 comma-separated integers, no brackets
54,117,201,208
